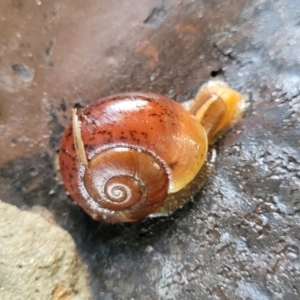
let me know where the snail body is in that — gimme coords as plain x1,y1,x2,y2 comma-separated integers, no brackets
59,81,244,223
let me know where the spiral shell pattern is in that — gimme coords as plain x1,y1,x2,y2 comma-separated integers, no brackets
82,147,169,222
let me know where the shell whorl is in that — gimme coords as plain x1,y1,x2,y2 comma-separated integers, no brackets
82,147,169,222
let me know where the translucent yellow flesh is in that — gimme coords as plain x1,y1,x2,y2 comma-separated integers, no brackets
196,82,245,135
167,119,208,194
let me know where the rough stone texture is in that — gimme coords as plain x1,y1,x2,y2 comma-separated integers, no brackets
1,0,300,299
0,200,91,300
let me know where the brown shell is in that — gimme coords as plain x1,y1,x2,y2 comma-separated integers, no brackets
83,147,169,222
59,92,207,222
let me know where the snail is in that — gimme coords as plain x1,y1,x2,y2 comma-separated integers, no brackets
59,81,245,223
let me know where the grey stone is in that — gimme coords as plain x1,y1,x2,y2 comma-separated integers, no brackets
0,200,91,300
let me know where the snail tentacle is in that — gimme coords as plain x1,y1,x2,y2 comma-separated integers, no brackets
189,81,245,142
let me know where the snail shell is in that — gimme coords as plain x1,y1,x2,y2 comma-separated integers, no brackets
59,82,245,223
59,93,207,222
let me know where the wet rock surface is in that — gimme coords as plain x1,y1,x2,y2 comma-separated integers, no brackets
1,0,300,299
